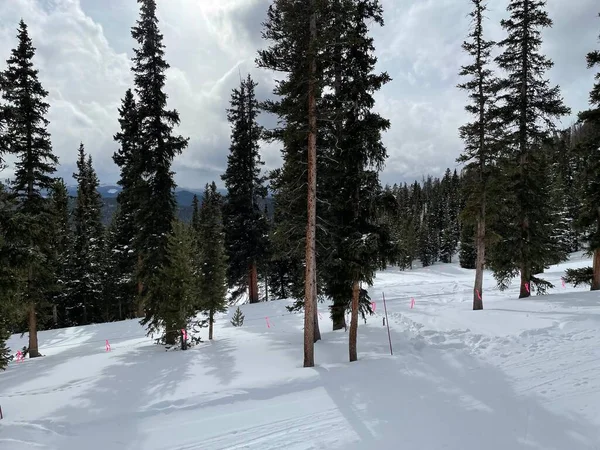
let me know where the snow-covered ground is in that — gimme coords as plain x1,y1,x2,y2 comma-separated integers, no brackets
1,253,600,449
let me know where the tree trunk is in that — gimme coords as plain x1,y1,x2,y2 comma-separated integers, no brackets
209,309,214,340
28,302,40,357
248,262,259,303
136,254,145,318
53,304,58,327
592,248,600,291
313,266,321,342
519,263,531,298
473,210,485,310
331,300,346,331
265,275,269,302
313,283,321,342
349,280,359,362
303,0,317,368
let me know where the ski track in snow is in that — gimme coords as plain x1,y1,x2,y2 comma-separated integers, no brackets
1,252,600,449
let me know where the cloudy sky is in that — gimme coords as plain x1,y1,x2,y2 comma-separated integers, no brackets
0,0,598,190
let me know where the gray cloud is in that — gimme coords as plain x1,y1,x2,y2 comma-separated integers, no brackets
0,0,598,190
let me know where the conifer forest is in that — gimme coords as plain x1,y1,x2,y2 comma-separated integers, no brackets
1,0,600,373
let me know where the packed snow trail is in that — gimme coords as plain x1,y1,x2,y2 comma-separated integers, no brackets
1,253,599,449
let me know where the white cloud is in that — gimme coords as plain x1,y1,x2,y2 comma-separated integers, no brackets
0,0,598,189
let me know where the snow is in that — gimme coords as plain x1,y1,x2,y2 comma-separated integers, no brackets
2,253,600,449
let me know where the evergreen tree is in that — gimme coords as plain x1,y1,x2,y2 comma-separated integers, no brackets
48,179,71,327
490,0,570,298
112,88,142,317
221,74,269,304
459,222,477,269
191,194,200,233
230,306,245,327
456,0,499,309
130,0,189,333
197,182,228,340
2,20,58,357
576,13,600,290
0,182,19,369
257,0,325,366
148,219,197,346
68,144,105,325
317,0,392,362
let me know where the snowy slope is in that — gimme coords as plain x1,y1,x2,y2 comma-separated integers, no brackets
1,253,600,449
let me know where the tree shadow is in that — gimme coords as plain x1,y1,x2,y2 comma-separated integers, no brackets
1,341,196,450
238,312,600,449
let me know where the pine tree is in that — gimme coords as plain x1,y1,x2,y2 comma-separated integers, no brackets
148,219,197,346
257,0,324,366
2,20,58,357
48,179,71,327
130,0,189,333
490,0,570,298
576,13,600,290
0,182,19,369
230,306,245,327
317,0,392,362
456,0,499,308
197,182,228,340
68,144,104,325
112,88,142,317
221,74,269,304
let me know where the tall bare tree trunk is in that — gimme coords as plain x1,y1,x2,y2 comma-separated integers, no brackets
349,280,359,362
28,302,40,357
519,264,530,298
209,309,214,340
303,0,317,368
473,206,485,310
592,248,600,291
265,275,269,302
313,265,321,342
249,262,259,303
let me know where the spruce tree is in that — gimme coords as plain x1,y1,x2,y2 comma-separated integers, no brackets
112,88,142,318
456,0,499,308
68,144,104,325
490,0,570,298
197,182,228,340
221,74,269,304
2,20,58,357
230,306,245,327
257,0,324,366
148,219,197,346
48,179,72,327
130,0,189,333
317,0,392,362
576,13,600,290
0,182,18,369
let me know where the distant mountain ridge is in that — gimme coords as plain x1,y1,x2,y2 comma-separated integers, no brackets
63,185,274,225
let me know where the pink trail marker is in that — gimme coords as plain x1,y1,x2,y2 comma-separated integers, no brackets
410,298,415,309
265,317,272,328
561,277,566,288
105,340,111,352
371,301,376,312
181,329,187,340
15,350,23,362
525,282,530,293
476,289,482,301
